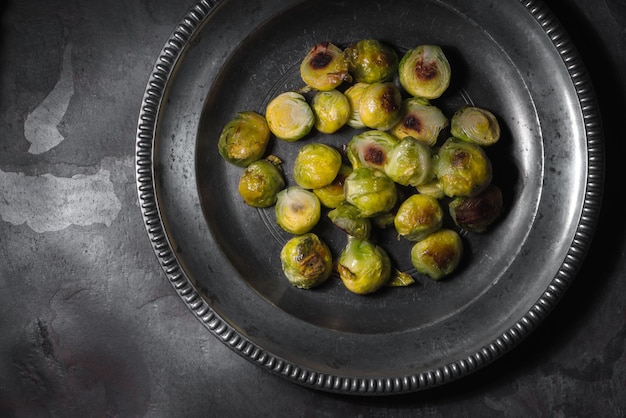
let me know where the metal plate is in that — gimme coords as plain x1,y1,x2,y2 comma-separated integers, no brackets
135,0,604,394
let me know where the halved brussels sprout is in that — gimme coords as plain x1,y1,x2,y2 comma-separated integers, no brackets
237,156,286,208
337,236,392,294
410,229,463,280
449,184,503,232
280,233,333,289
391,97,449,146
265,91,314,141
344,39,399,84
300,42,350,91
275,186,321,234
398,45,451,99
344,82,368,129
347,130,398,171
358,82,402,130
218,111,271,167
311,90,351,134
293,143,343,189
344,167,397,217
393,194,443,241
328,202,371,240
435,137,493,197
384,136,434,187
451,106,501,146
313,163,352,209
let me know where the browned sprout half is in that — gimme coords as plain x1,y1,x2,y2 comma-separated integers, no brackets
337,236,392,294
312,163,352,209
344,39,399,84
347,129,398,172
311,90,351,134
293,143,343,189
449,184,503,232
344,167,398,217
218,111,271,167
394,194,443,242
398,45,451,99
300,42,350,91
275,186,321,234
391,97,449,146
265,91,314,141
237,156,286,208
280,233,333,289
435,137,493,197
344,82,369,129
451,106,501,146
410,229,463,280
328,202,371,240
358,82,402,130
384,136,434,187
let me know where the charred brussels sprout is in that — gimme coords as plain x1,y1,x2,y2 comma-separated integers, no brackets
358,82,402,130
451,106,501,146
384,136,434,187
410,229,463,280
280,233,333,289
344,167,397,217
238,156,286,207
218,111,271,167
394,194,443,241
265,91,314,141
311,90,351,134
313,163,352,208
275,186,321,234
449,184,503,232
347,129,398,171
344,39,399,84
328,202,371,240
293,143,343,189
300,42,350,91
344,82,368,129
398,45,451,99
435,137,493,197
337,236,392,294
391,97,449,146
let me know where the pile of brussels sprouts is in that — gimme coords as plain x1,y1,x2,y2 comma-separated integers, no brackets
218,39,503,295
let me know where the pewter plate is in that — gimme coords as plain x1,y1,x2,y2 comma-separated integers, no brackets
135,0,604,394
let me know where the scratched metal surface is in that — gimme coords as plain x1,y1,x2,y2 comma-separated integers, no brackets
0,0,624,416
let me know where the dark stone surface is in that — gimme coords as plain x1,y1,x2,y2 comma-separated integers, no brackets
1,0,624,416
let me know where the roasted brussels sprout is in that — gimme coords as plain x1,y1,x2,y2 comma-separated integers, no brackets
218,111,271,167
451,106,501,146
358,82,402,130
449,184,503,232
265,91,314,141
398,45,451,99
300,42,350,91
328,202,371,240
393,194,443,241
337,236,392,294
391,97,449,146
384,136,434,187
311,90,351,134
344,167,398,217
347,129,398,171
293,143,343,189
280,233,333,289
344,39,399,84
410,229,463,280
275,186,321,234
312,163,352,208
237,156,286,208
435,137,493,197
344,82,368,129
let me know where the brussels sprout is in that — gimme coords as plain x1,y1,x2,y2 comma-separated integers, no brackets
416,179,445,200
344,167,398,217
300,42,350,91
358,82,402,131
238,156,286,207
391,97,449,146
218,111,271,167
451,106,501,146
337,236,392,294
313,163,352,208
398,45,451,99
328,202,371,240
384,136,434,187
265,91,314,141
449,184,503,232
344,82,369,129
347,130,398,171
435,137,493,197
275,186,321,234
393,194,443,241
344,39,399,84
280,233,333,289
311,90,351,134
293,143,343,189
410,229,463,280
